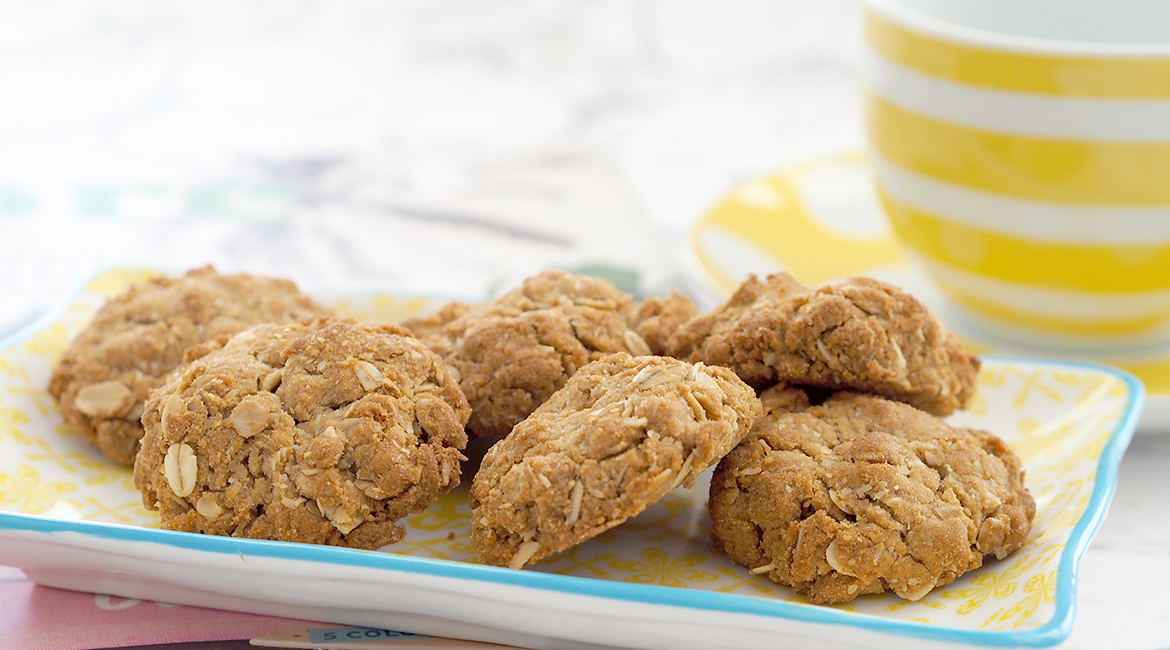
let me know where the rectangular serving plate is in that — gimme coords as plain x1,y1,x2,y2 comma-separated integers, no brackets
0,269,1145,650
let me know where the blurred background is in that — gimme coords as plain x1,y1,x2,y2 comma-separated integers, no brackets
0,0,861,335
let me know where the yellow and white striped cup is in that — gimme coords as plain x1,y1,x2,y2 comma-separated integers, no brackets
863,0,1170,347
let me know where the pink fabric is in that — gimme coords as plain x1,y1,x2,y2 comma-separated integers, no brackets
0,564,323,650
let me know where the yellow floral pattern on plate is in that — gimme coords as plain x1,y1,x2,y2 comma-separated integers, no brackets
0,268,1138,634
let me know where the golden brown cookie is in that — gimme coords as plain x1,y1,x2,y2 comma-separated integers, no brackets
708,388,1034,604
626,289,700,356
401,270,654,439
134,316,470,550
470,352,763,569
669,273,980,416
49,266,330,465
668,273,807,362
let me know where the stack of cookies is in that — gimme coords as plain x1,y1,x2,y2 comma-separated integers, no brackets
663,274,1033,604
48,266,1034,606
50,267,471,551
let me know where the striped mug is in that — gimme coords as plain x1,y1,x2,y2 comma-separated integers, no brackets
863,0,1170,347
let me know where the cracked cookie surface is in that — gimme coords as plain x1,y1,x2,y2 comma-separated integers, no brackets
708,388,1034,604
134,316,470,550
669,273,980,416
470,352,763,569
625,289,700,356
401,270,654,439
49,266,330,465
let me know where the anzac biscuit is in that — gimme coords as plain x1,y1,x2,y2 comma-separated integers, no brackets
470,352,763,569
49,266,330,465
134,316,470,550
669,273,980,416
401,270,653,439
709,388,1034,604
626,289,700,356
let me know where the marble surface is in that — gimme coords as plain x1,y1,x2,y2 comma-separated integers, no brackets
0,2,1166,649
0,0,863,332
